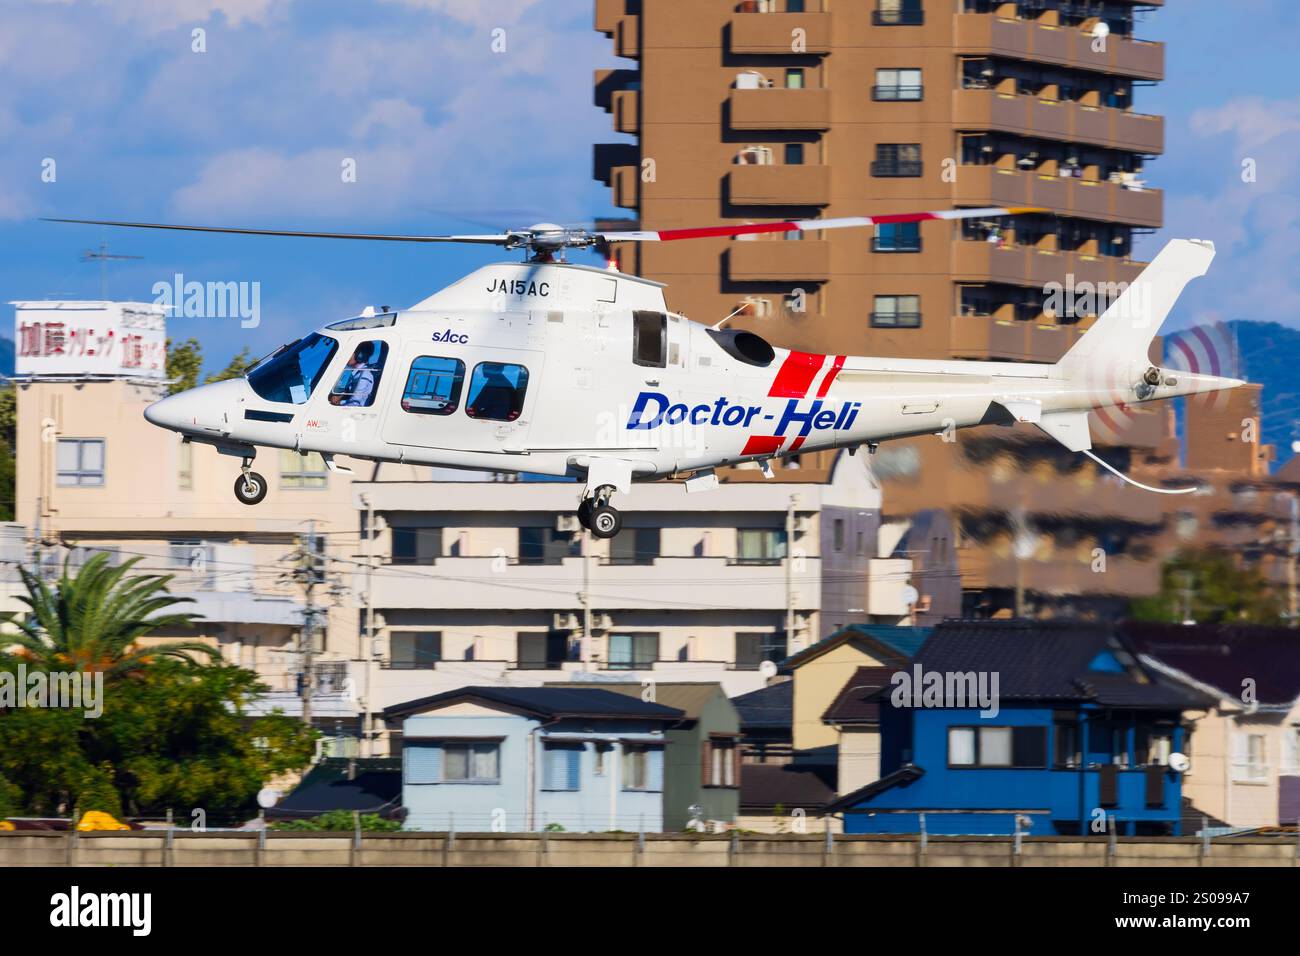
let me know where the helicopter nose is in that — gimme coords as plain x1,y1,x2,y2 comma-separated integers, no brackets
144,393,188,430
144,378,248,432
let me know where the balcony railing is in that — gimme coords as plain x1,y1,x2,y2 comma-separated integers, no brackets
871,160,923,177
870,312,922,328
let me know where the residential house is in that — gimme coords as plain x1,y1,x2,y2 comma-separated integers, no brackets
829,621,1208,836
822,665,896,794
384,686,684,832
734,679,793,764
1128,622,1300,831
554,682,741,830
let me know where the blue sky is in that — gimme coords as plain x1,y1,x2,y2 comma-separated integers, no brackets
0,0,1297,374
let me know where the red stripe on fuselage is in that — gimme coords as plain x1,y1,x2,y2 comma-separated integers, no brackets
741,435,785,457
815,355,845,397
769,351,825,398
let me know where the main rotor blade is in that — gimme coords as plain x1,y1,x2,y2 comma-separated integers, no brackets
43,218,513,244
597,206,1046,242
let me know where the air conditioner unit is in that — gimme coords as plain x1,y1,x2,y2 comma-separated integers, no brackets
556,514,580,533
794,515,811,534
595,613,614,630
742,296,772,317
552,612,579,631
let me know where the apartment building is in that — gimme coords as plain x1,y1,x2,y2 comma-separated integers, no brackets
591,0,1300,617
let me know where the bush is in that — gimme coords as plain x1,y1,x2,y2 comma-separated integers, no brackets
270,810,401,832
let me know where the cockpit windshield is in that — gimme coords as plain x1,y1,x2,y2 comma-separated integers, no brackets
247,332,339,404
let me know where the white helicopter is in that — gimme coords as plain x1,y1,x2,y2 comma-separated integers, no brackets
48,210,1240,538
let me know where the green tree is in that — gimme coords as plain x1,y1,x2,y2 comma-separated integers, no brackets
11,553,215,677
0,383,15,521
205,347,254,383
165,337,203,395
1131,549,1285,625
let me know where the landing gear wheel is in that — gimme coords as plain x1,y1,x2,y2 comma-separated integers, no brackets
588,504,622,539
577,497,594,530
234,471,268,506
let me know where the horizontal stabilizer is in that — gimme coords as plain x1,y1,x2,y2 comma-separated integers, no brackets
1037,410,1092,452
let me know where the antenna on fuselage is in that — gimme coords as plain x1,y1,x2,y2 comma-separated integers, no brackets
711,304,750,331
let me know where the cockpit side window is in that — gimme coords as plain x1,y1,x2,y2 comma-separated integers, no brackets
247,333,339,404
328,340,389,408
633,310,667,368
465,362,529,421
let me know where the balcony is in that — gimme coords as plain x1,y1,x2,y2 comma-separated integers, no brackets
957,548,1161,597
611,88,639,134
615,14,639,58
730,88,832,131
727,239,830,282
953,89,1163,154
728,164,831,206
367,556,821,612
954,14,1164,82
950,314,1084,364
952,240,1146,290
610,165,638,209
953,165,1161,229
730,13,832,54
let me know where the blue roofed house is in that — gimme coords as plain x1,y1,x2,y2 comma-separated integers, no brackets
384,686,684,832
828,620,1211,836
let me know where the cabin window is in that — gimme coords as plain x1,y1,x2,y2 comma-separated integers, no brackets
400,356,465,415
327,340,388,407
465,361,530,421
247,332,339,404
633,310,667,367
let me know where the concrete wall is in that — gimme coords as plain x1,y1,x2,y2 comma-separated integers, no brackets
3,831,1296,867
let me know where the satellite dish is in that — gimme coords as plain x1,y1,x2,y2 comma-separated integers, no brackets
1092,21,1110,38
901,585,920,606
759,660,778,679
256,787,281,809
1291,440,1300,454
1168,753,1190,773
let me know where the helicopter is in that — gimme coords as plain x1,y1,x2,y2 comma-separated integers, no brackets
45,210,1241,538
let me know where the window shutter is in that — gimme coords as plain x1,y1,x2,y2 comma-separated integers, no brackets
405,744,442,784
567,746,581,791
701,739,712,785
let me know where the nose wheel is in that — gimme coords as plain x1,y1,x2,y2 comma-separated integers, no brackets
577,486,622,539
234,464,268,506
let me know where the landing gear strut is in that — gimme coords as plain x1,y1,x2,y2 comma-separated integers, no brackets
234,458,268,506
577,484,622,539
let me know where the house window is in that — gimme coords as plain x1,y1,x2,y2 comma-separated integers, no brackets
327,340,389,407
783,143,804,165
871,143,922,177
608,632,658,670
543,743,582,791
633,310,667,368
594,744,609,776
404,744,442,784
443,741,500,783
736,528,787,564
400,355,465,415
785,68,805,89
517,631,568,670
279,450,328,489
874,68,922,100
518,527,577,565
1054,720,1081,769
949,726,1047,768
871,295,921,328
1287,726,1300,774
873,221,921,252
465,361,529,421
178,440,193,490
1233,732,1268,782
1136,724,1173,767
608,527,660,565
56,438,105,486
735,632,787,670
392,526,442,564
623,744,663,791
705,737,739,788
390,631,441,669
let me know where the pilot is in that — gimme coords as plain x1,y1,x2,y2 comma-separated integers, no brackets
331,342,377,407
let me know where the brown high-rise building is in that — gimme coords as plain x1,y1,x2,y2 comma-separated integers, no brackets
593,0,1200,620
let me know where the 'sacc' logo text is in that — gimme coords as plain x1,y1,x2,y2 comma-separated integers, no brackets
432,330,469,344
626,390,860,437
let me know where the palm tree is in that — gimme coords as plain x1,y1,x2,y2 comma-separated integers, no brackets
10,552,215,676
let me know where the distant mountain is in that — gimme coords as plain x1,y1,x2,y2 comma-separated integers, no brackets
0,336,12,377
1232,321,1300,466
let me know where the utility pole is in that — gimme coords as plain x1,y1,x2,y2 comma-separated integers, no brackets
361,495,376,754
785,494,797,652
581,528,592,671
292,521,321,730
